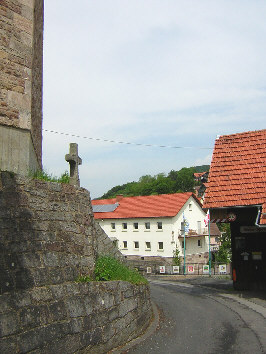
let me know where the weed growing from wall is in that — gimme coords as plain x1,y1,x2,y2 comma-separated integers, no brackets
77,256,148,285
31,170,70,184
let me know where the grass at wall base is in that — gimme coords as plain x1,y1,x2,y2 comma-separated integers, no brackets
77,256,148,285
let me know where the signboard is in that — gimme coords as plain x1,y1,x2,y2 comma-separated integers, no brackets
210,245,219,251
187,265,194,274
252,252,262,260
159,266,165,274
146,267,152,274
173,266,179,274
219,264,227,274
240,226,265,234
203,265,209,274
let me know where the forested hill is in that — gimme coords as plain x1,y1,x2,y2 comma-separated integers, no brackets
99,165,209,199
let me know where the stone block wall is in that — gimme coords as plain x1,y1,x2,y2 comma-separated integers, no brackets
181,252,209,264
0,172,152,353
0,172,96,294
125,253,210,275
126,255,174,273
0,0,44,172
94,221,125,263
0,281,151,353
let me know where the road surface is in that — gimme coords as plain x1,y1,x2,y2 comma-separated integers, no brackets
125,278,266,354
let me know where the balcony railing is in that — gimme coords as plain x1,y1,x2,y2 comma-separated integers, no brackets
210,244,220,251
178,228,208,237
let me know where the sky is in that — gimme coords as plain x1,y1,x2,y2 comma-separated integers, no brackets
42,0,266,199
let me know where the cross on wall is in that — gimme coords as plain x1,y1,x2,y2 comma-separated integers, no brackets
65,143,82,187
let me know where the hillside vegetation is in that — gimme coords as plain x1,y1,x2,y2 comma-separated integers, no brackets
100,165,209,199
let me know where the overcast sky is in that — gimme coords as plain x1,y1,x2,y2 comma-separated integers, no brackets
43,0,266,199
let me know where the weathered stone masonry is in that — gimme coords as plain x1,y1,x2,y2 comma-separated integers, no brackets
0,172,152,353
0,0,44,174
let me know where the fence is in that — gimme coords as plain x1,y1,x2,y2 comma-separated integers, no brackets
143,263,232,276
179,263,231,276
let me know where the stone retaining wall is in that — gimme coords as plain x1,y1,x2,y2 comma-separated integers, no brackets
0,172,152,353
0,281,151,353
0,172,96,294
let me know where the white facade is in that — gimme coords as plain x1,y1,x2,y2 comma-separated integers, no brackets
97,196,209,259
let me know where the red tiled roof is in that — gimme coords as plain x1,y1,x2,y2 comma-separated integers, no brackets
194,172,206,178
92,192,199,219
203,129,266,223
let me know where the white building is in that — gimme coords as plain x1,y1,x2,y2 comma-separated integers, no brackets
92,193,218,263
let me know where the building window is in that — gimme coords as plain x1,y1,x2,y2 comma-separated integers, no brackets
133,222,139,230
134,241,139,249
158,242,164,250
145,222,150,230
123,241,128,249
122,222,127,230
145,242,151,250
111,222,115,230
198,239,202,247
189,203,192,211
182,241,186,249
197,221,201,234
157,222,162,230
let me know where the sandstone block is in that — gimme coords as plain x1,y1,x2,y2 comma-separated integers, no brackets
0,311,19,336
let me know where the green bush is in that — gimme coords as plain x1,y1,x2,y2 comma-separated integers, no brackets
94,256,148,285
172,246,181,266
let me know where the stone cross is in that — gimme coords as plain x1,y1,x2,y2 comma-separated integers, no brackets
65,143,82,187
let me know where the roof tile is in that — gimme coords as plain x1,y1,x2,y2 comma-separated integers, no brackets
92,192,199,219
203,129,266,224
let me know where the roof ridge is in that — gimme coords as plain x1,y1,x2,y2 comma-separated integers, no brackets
92,192,199,219
216,129,266,141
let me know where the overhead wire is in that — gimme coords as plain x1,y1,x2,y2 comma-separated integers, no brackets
43,129,213,150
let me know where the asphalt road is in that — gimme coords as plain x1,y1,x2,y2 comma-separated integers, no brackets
125,279,266,354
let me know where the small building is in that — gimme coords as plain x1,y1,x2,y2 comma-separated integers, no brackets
92,193,220,269
194,183,208,201
194,171,209,183
193,172,209,203
203,129,266,290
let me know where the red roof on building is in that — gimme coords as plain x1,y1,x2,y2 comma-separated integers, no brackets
203,129,266,223
194,172,206,179
92,192,199,219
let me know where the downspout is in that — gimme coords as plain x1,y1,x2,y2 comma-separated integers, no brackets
255,206,266,228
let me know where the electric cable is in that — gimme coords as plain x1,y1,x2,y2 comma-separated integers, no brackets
43,129,213,150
